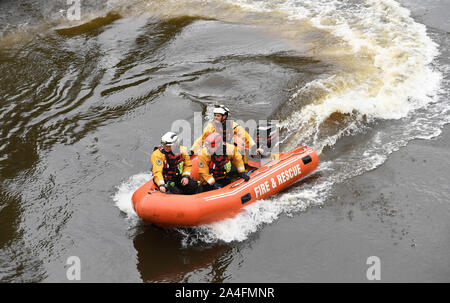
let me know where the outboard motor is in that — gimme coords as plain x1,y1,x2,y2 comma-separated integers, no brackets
256,121,279,153
245,122,279,168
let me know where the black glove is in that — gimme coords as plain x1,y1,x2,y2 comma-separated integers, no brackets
211,183,221,190
239,172,250,182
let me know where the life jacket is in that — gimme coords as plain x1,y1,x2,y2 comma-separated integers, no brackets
212,120,236,145
157,146,183,180
209,153,231,179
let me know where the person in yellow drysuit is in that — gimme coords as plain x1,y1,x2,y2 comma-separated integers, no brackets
197,132,250,192
151,131,198,194
190,105,264,162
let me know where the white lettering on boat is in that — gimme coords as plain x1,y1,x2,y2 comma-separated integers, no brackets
205,153,312,201
254,164,302,199
254,181,270,199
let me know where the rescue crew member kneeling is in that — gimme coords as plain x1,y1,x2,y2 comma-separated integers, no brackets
151,132,198,194
198,132,250,192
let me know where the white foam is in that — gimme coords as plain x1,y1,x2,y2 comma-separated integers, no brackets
226,0,442,121
113,172,152,221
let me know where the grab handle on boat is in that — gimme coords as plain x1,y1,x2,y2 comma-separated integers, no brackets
241,193,252,204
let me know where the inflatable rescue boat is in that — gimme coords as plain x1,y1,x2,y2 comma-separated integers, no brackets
132,146,318,228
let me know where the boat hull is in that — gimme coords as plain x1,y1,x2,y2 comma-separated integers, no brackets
132,146,318,228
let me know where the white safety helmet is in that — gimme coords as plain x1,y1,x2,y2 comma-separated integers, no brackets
161,131,179,147
213,104,230,116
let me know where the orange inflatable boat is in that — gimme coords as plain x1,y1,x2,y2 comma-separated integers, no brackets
132,146,318,228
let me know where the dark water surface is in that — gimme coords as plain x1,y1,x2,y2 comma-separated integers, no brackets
0,0,449,282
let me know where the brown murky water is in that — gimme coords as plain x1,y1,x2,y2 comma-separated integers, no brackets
0,0,449,282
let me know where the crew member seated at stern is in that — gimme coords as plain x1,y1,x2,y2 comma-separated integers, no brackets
198,132,250,192
151,132,198,194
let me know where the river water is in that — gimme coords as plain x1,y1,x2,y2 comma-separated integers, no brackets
0,0,449,282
